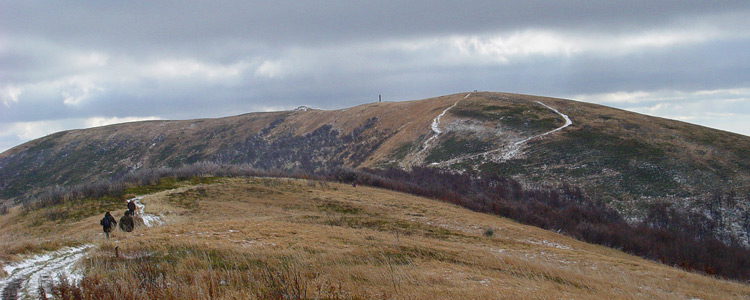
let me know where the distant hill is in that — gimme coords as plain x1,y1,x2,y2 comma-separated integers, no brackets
2,92,749,243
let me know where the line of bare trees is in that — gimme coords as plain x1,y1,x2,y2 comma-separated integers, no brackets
331,166,750,281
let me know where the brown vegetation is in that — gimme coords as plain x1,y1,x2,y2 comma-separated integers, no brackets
3,92,750,248
4,178,748,299
13,162,750,281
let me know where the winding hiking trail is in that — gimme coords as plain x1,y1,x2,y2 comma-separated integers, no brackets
514,101,573,145
434,101,572,166
0,197,163,300
402,93,470,167
421,93,471,150
132,196,163,227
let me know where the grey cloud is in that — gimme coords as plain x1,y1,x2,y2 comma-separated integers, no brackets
5,35,750,121
2,1,750,153
3,1,749,52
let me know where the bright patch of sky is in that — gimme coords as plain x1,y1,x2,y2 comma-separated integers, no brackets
572,88,750,135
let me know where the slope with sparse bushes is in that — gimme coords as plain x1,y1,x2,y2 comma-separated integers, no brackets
5,92,748,212
6,164,750,282
2,176,749,299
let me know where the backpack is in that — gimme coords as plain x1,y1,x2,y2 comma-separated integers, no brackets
101,216,111,227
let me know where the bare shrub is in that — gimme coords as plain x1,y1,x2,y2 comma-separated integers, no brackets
331,167,750,281
49,274,83,300
256,265,308,299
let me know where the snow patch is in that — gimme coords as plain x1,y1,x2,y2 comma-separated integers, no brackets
0,245,93,299
527,239,572,250
130,197,163,227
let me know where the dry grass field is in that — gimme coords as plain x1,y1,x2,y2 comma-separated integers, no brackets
2,177,750,299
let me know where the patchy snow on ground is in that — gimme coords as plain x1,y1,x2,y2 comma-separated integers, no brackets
527,239,572,250
0,244,93,300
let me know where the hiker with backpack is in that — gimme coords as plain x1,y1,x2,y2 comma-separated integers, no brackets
100,211,117,239
127,199,137,216
119,210,135,232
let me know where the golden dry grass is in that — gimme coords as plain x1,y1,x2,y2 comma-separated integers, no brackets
2,177,750,299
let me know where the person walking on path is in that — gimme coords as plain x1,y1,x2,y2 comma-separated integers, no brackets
100,211,117,239
127,199,137,216
119,210,135,232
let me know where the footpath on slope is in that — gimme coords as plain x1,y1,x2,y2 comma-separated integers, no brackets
0,197,163,300
433,100,573,167
421,92,472,150
401,93,471,168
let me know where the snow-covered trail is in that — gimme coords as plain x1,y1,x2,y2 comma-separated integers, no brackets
400,93,471,168
0,244,92,300
0,197,163,300
433,101,572,166
418,93,471,155
512,101,572,146
131,197,163,227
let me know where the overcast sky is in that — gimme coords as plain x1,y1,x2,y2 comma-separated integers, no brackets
2,1,750,153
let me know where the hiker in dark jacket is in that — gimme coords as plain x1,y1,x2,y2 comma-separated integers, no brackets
119,210,135,232
100,211,117,239
127,200,137,216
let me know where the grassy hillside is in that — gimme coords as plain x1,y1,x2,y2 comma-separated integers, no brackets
3,92,749,208
2,91,750,282
1,177,749,299
481,94,750,202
